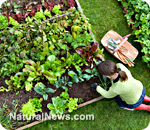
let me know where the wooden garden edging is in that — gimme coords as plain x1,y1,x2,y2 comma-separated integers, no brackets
16,96,104,130
15,0,105,129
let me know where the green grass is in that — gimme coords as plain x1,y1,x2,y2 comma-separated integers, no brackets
24,0,150,129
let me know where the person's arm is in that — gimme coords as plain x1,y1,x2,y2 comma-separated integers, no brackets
96,86,118,98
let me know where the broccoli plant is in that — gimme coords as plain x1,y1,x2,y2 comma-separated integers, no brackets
54,76,73,90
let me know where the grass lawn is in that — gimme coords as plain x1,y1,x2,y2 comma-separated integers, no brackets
25,0,150,129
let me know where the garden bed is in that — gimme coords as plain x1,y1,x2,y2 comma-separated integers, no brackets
118,0,150,67
0,0,109,129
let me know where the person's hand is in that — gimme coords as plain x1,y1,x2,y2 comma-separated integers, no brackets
91,83,98,90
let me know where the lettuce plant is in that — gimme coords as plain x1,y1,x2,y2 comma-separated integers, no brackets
52,5,62,15
20,98,43,119
9,17,19,27
60,89,78,112
47,96,67,116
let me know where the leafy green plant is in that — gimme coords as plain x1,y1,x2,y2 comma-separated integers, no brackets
76,41,104,64
4,75,25,92
118,0,150,67
22,56,62,91
47,96,67,116
44,9,52,18
61,52,87,71
67,98,78,112
20,98,43,119
78,98,84,104
0,15,8,29
64,33,93,50
0,53,25,77
60,88,78,113
98,75,111,90
52,5,62,15
54,76,73,90
9,17,20,26
35,12,46,20
34,82,55,100
47,88,79,115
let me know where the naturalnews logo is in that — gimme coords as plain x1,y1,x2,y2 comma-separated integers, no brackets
9,113,94,121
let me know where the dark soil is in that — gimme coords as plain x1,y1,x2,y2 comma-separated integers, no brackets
0,73,104,119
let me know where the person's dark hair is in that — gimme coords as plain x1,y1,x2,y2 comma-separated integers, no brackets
97,60,128,82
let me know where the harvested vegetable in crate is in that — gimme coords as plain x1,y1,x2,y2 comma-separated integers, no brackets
101,30,139,67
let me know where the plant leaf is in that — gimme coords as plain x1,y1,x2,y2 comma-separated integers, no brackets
59,100,64,107
85,69,92,74
43,71,57,81
91,41,99,52
25,82,33,91
102,75,107,82
35,82,46,89
23,60,37,68
45,88,55,93
52,97,57,106
68,71,76,77
34,86,43,95
43,94,48,100
58,108,63,114
51,110,56,116
75,47,85,55
82,74,92,81
47,103,54,110
47,55,56,63
72,76,79,83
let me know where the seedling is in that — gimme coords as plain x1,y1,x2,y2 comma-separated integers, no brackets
34,82,55,100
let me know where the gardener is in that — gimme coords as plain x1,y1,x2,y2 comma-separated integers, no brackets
91,60,150,112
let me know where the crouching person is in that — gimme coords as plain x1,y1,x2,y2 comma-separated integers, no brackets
91,60,150,112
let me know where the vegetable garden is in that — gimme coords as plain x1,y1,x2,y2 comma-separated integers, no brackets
0,0,150,129
0,0,108,129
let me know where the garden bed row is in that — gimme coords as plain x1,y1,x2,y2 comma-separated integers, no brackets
118,0,150,67
0,0,107,129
